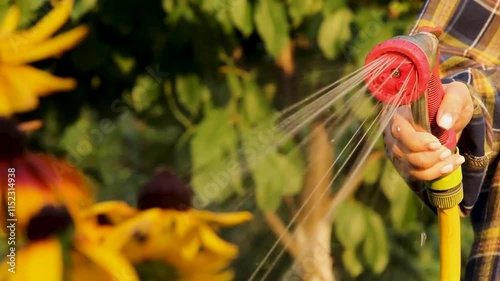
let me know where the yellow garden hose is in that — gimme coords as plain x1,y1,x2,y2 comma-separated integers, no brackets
438,206,461,281
427,156,463,281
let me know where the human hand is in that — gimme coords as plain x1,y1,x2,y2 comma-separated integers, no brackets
383,81,474,181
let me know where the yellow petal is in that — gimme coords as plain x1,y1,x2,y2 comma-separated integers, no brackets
178,270,235,281
77,243,139,281
171,211,194,237
0,0,74,49
66,250,111,281
170,252,231,274
179,235,201,260
193,210,253,226
103,209,162,250
0,80,14,116
2,25,89,64
0,66,40,113
0,239,63,281
198,224,238,258
10,65,76,96
0,6,20,35
79,201,137,223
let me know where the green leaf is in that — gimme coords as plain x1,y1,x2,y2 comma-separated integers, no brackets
176,74,206,117
14,0,44,26
242,125,304,211
230,0,253,37
323,0,346,15
350,92,376,120
129,74,162,113
380,161,408,202
190,108,242,207
254,0,290,58
71,0,97,21
333,199,367,248
112,53,136,75
380,162,416,232
0,2,11,21
242,78,271,125
362,155,381,184
350,9,394,66
342,248,364,277
317,7,353,59
287,0,316,27
363,208,389,274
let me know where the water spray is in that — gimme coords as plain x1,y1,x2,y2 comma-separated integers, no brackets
365,26,463,281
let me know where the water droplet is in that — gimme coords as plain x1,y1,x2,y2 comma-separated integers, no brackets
420,231,427,246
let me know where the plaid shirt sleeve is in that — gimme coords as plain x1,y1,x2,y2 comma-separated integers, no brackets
408,1,500,280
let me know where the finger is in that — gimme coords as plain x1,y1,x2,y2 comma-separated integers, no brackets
408,153,466,181
437,82,473,131
405,147,452,169
391,117,442,152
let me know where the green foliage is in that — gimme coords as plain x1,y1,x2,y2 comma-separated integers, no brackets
254,0,290,58
21,0,475,280
318,7,353,59
334,199,389,277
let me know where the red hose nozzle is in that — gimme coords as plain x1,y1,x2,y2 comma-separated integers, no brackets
364,26,456,149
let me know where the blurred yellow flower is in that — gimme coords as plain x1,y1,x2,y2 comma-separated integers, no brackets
75,170,253,281
0,0,88,116
79,202,252,281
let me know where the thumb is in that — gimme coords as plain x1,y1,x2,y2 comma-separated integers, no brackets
436,81,473,132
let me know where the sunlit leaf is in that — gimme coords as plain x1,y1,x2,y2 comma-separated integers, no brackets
254,0,290,58
112,53,136,75
71,0,97,21
323,0,346,15
362,155,382,184
14,0,44,26
350,92,376,120
287,0,317,27
317,7,353,59
190,108,242,207
350,9,394,66
230,0,253,37
363,208,389,273
129,74,162,113
242,124,304,211
333,199,367,248
242,78,271,125
342,247,364,277
176,74,206,117
380,162,416,231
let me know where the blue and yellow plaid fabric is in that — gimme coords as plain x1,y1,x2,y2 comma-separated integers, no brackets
408,0,500,280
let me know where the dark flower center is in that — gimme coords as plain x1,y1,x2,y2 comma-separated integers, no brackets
26,205,73,241
137,170,192,211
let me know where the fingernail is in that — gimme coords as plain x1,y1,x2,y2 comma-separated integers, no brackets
439,113,453,130
440,149,452,160
428,142,442,150
455,156,465,165
440,164,453,174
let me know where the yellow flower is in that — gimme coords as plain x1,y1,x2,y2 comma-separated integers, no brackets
76,170,253,281
81,203,252,281
0,0,89,116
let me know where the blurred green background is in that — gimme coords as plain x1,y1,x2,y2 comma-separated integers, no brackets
6,0,474,280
